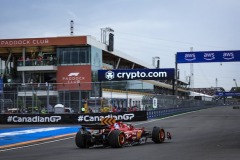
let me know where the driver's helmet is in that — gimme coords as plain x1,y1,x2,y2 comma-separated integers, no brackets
119,121,123,126
114,123,120,129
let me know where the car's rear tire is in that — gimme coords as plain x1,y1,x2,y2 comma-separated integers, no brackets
75,131,88,148
152,127,165,143
108,130,125,148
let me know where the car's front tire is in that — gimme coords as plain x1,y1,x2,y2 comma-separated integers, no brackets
152,127,165,143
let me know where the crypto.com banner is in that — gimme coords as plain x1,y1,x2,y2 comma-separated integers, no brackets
176,50,240,63
98,68,175,81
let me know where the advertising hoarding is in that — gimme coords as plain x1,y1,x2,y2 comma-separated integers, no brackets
215,92,240,97
98,68,175,81
0,36,87,47
177,50,240,63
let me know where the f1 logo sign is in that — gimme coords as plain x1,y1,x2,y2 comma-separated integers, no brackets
68,72,79,76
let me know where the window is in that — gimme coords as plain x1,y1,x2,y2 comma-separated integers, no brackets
57,47,90,65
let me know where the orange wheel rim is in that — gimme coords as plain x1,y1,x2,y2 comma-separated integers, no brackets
160,130,164,139
119,134,125,145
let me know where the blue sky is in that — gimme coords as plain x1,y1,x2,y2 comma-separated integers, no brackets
0,0,240,91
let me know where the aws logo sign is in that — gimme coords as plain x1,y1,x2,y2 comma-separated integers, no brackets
204,53,215,61
223,52,234,60
178,50,239,63
184,53,196,61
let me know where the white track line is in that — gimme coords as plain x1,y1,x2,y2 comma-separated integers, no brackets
0,137,73,152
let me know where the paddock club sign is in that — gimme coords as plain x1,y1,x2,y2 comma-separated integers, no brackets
0,36,87,47
98,68,175,81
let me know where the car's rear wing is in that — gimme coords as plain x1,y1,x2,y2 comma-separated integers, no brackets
80,118,116,130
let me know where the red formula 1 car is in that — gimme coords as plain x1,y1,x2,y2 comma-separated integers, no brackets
75,121,172,148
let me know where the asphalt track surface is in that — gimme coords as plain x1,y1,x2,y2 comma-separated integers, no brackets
1,106,240,160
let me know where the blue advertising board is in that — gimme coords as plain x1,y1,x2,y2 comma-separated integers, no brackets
98,68,175,81
176,50,240,63
215,92,240,97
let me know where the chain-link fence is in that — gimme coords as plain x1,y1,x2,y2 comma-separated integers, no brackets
0,82,224,114
142,94,222,111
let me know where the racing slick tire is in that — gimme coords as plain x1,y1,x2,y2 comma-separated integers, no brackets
75,131,89,148
108,130,126,148
152,127,165,143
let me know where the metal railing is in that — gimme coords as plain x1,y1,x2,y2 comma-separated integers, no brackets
0,82,225,114
17,59,57,66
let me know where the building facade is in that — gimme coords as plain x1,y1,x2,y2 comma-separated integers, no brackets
0,35,189,112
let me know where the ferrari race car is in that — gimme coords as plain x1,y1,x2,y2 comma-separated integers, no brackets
75,121,172,148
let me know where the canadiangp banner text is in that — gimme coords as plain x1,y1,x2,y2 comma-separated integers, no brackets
0,111,147,124
98,68,175,81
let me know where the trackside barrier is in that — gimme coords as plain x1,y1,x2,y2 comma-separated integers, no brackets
0,111,147,124
147,105,215,119
0,106,218,124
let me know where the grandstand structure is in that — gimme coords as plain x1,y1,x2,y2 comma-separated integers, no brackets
190,87,240,105
191,87,225,96
0,34,190,112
